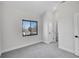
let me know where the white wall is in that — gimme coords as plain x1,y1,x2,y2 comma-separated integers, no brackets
2,2,42,52
56,2,79,53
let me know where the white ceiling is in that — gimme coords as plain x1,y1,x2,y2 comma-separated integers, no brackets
2,1,60,18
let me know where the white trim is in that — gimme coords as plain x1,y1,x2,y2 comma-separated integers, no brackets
43,41,50,44
2,40,42,53
59,46,74,53
75,52,79,56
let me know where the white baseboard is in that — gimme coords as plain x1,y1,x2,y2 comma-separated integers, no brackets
75,50,79,56
43,41,50,44
2,40,42,53
59,46,74,53
75,53,79,56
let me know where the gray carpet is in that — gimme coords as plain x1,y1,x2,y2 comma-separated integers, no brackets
1,42,79,58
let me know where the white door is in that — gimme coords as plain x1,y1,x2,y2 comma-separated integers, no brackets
74,13,79,56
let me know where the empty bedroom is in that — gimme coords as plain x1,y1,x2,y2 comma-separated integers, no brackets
0,1,79,58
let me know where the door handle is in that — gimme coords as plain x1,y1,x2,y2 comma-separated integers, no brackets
75,35,79,38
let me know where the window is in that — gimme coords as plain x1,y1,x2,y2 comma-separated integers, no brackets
22,19,38,36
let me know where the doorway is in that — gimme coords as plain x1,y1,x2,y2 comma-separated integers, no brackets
47,21,58,48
